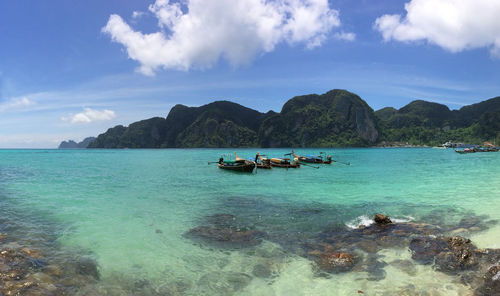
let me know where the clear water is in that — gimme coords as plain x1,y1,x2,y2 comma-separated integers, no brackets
0,148,499,295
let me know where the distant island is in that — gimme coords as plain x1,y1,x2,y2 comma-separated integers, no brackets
58,137,96,149
60,89,500,148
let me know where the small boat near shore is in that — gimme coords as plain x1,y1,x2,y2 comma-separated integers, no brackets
455,142,499,154
455,148,477,154
254,152,272,169
217,159,256,172
269,157,300,168
292,150,332,164
216,153,256,173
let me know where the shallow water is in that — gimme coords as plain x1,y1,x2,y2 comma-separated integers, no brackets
0,148,499,295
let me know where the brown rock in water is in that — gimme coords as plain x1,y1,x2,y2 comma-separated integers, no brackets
316,252,355,272
480,264,500,295
435,236,478,273
409,236,479,273
374,214,392,225
21,247,43,259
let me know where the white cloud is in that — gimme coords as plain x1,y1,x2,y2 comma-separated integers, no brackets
333,31,356,42
132,11,145,19
63,108,116,124
103,0,341,75
0,97,35,112
374,0,500,57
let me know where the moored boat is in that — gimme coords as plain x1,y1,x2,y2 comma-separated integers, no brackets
217,159,256,172
269,157,300,168
292,150,332,164
253,152,272,169
216,152,256,173
455,147,477,154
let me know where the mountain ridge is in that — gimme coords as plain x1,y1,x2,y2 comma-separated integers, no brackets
62,90,499,149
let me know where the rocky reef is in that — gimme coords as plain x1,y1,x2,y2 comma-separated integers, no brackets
186,210,500,295
0,235,99,295
185,214,266,248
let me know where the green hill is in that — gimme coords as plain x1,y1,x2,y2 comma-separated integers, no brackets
88,90,500,148
259,89,379,147
88,101,274,148
376,96,500,145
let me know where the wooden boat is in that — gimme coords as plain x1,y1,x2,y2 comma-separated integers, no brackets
455,148,477,154
292,150,332,164
269,157,300,168
254,152,272,169
218,159,255,172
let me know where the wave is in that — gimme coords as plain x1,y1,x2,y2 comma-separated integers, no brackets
346,215,414,229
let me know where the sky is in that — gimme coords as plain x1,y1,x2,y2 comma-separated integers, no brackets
1,0,500,148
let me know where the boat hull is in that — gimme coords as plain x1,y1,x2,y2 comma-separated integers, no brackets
299,157,332,164
256,164,272,169
218,161,255,173
270,162,300,168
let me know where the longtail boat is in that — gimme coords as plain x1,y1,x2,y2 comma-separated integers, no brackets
254,152,272,169
292,150,332,164
455,147,477,154
217,152,255,173
269,157,300,168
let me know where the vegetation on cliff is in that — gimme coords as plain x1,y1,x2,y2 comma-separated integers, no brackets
376,96,500,146
83,90,499,148
259,90,379,147
88,101,273,148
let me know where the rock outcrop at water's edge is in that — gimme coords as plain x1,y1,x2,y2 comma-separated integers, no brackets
185,211,500,294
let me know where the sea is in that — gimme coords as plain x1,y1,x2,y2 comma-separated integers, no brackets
0,148,499,295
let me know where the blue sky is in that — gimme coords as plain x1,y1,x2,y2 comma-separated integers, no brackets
1,0,499,148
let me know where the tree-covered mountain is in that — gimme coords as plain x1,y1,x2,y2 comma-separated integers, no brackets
58,137,96,149
86,90,499,148
376,96,500,145
259,90,379,147
88,101,275,148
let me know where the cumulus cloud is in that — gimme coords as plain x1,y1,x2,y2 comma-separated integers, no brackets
333,31,356,42
62,108,116,124
103,0,341,75
0,97,35,112
374,0,500,57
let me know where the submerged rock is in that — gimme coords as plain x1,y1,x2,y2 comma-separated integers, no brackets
317,252,355,272
186,226,265,248
435,237,478,273
186,213,266,248
75,256,100,280
390,259,417,276
409,236,480,273
478,264,500,295
196,271,252,295
252,263,272,278
309,245,356,273
409,236,449,264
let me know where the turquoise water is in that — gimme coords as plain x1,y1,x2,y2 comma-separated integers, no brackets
0,148,499,295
